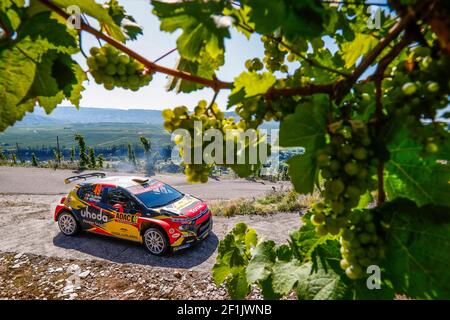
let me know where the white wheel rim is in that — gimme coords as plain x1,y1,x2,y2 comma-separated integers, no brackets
59,214,76,235
144,230,165,254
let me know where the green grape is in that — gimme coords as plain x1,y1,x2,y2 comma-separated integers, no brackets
316,224,328,236
118,54,130,64
425,142,439,154
402,82,417,95
345,264,363,280
426,81,440,93
340,259,350,271
105,64,117,76
353,147,367,160
330,180,345,195
89,47,101,56
95,55,108,67
344,162,359,176
311,212,325,226
116,64,127,76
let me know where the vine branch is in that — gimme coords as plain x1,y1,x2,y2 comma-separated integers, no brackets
38,0,232,91
335,10,415,104
0,17,11,39
370,36,413,205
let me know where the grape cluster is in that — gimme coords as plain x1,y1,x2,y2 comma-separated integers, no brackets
162,101,264,183
245,58,264,72
310,120,377,236
235,95,297,128
386,46,450,153
261,35,288,73
87,45,152,91
339,209,385,280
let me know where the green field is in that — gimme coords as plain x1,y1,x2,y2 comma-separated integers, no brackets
0,123,171,150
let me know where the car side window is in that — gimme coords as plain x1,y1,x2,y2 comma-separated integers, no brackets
106,188,139,213
77,184,101,203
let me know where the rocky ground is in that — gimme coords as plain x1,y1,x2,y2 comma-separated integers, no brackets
0,252,270,300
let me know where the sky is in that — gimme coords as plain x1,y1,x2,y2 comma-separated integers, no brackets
70,0,265,111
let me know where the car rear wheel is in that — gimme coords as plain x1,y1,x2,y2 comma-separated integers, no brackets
58,212,79,236
143,227,169,256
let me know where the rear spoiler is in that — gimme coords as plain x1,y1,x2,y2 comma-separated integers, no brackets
64,172,106,184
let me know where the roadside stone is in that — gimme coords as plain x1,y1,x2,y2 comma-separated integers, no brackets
123,289,136,295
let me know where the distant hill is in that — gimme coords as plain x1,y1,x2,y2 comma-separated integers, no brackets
16,106,165,125
13,106,278,129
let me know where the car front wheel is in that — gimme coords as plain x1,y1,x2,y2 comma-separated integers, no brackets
143,227,169,256
58,212,79,236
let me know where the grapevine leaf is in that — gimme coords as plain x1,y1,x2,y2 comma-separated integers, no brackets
231,71,276,98
212,261,232,285
223,4,254,39
16,11,78,54
51,0,125,42
279,95,328,194
167,57,218,93
226,271,250,300
246,241,276,283
104,0,143,40
152,0,230,63
0,39,37,131
244,228,258,250
26,51,60,101
243,0,324,39
340,33,378,69
288,211,333,261
272,259,309,295
385,127,450,207
380,198,450,299
213,223,253,292
258,276,282,300
296,243,349,300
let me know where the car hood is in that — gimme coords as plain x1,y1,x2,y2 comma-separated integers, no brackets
159,194,208,218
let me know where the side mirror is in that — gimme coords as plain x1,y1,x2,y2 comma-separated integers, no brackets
113,203,124,213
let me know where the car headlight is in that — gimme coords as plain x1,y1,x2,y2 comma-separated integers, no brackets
178,224,190,231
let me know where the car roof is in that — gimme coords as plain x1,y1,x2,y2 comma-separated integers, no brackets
79,176,158,189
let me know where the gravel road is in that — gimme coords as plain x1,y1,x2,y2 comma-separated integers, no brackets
0,166,289,200
0,167,300,271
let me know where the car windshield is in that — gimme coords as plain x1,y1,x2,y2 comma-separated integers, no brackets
128,180,183,208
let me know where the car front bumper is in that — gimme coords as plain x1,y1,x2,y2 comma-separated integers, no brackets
171,217,213,252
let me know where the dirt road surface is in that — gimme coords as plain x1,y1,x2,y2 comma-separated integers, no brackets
0,166,290,199
0,167,300,272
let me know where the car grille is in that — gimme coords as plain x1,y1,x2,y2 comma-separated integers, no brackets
191,207,209,221
197,216,211,236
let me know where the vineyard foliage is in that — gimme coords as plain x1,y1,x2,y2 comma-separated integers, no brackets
1,0,450,299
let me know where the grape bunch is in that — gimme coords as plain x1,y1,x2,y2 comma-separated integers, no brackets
163,101,245,183
87,45,152,91
245,58,264,72
339,209,385,280
310,120,377,236
386,46,450,153
261,35,288,73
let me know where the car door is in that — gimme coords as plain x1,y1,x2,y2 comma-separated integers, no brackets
103,187,142,242
76,184,114,230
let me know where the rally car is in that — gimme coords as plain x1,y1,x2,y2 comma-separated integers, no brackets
54,173,213,255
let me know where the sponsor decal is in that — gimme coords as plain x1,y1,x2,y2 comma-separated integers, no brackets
186,202,206,215
128,181,164,195
115,212,139,224
80,206,112,225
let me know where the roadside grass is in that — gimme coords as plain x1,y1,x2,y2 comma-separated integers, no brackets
209,188,321,217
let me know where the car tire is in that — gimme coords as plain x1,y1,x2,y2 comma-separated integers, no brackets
143,227,169,256
58,212,79,236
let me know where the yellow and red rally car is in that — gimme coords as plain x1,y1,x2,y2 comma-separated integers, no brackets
54,173,213,255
